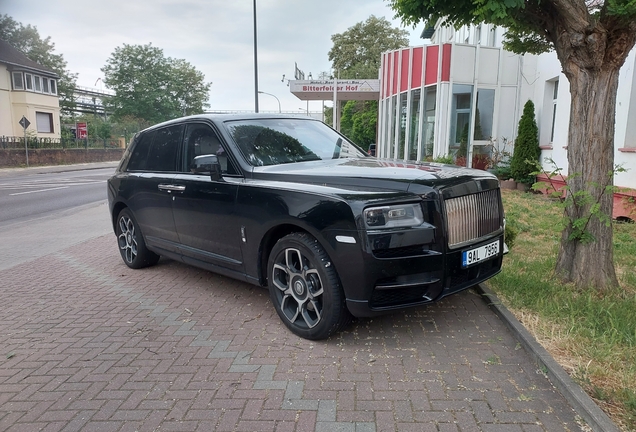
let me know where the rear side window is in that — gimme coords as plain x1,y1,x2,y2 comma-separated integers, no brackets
127,125,184,172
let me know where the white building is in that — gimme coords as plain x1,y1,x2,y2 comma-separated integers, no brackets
377,23,636,219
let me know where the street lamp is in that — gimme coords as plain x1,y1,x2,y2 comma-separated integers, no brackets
258,91,281,113
253,0,259,113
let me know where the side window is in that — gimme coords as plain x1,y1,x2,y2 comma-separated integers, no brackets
146,125,183,172
183,124,237,175
127,125,183,172
127,132,155,171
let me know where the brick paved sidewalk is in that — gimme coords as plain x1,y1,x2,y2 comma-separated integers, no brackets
0,235,585,431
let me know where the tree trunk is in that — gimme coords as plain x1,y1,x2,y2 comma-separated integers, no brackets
554,62,619,289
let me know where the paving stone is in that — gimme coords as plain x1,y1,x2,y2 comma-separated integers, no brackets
0,235,587,431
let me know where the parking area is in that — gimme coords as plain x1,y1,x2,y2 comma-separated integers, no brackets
0,233,584,431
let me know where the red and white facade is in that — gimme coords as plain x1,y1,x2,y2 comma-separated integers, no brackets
378,42,527,169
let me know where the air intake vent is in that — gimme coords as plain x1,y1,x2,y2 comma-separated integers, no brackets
443,189,503,248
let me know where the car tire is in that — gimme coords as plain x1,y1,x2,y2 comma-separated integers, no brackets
115,208,160,269
267,232,352,340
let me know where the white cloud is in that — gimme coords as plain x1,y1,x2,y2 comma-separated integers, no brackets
3,0,425,113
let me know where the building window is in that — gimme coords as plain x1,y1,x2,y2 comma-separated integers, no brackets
488,27,496,47
25,73,33,90
12,72,24,90
408,89,421,161
449,84,473,165
474,89,495,140
398,93,408,159
422,86,436,159
550,79,559,143
36,112,54,133
388,95,397,158
9,71,57,95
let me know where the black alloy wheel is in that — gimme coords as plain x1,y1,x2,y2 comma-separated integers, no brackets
268,232,352,340
115,208,160,269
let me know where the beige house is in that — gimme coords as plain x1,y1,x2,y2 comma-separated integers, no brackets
0,39,60,139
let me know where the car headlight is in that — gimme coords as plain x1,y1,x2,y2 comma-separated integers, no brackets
364,203,424,229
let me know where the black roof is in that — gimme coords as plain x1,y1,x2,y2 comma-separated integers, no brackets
0,39,59,78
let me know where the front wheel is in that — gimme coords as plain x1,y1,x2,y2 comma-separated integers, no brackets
115,208,160,269
267,232,352,340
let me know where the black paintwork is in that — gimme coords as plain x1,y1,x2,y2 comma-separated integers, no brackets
108,114,504,318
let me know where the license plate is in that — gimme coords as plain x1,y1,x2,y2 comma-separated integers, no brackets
462,240,500,268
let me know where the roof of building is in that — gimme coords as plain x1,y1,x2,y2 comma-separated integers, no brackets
0,39,59,78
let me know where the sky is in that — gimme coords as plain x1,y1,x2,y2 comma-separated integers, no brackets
2,0,427,113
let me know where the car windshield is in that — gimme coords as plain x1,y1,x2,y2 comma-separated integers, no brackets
225,118,367,167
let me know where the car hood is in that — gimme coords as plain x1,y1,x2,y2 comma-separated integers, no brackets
251,157,496,194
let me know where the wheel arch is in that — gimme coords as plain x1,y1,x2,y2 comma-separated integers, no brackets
111,201,128,232
257,223,320,287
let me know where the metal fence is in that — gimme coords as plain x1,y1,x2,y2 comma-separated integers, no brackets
0,136,122,150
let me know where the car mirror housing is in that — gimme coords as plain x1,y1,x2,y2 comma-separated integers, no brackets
192,154,222,180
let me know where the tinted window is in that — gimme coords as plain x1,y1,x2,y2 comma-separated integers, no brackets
184,124,237,175
127,125,183,172
147,125,183,171
127,132,154,171
225,119,366,167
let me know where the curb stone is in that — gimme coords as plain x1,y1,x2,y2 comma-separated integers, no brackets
475,283,620,432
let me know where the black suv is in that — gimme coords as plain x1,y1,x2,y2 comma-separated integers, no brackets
108,114,504,340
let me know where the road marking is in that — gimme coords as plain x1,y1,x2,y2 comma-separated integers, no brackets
10,186,70,196
0,180,105,190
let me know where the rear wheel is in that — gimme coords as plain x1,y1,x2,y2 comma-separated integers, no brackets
268,232,351,340
115,208,160,269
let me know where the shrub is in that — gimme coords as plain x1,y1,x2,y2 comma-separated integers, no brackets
510,100,540,185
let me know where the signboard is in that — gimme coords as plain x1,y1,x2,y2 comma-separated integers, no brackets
290,79,380,101
19,116,30,129
76,122,88,139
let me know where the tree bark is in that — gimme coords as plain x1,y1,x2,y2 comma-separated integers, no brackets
538,7,636,290
554,62,619,289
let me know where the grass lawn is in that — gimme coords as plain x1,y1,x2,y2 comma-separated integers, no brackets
489,189,636,431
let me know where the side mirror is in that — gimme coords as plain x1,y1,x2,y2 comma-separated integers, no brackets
192,154,222,180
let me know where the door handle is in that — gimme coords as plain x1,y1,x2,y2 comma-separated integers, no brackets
158,184,186,193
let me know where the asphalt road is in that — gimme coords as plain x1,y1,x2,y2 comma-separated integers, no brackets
0,163,117,272
0,166,115,228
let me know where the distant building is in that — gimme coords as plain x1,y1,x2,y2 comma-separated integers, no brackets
0,39,60,139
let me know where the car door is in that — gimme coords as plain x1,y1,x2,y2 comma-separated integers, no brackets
171,122,244,271
124,125,183,250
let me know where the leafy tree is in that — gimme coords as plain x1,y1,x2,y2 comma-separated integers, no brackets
328,17,408,148
329,16,409,79
101,43,211,124
389,0,636,290
510,101,540,185
340,101,378,150
0,14,77,114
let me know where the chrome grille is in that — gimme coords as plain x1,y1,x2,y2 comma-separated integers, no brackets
443,189,502,248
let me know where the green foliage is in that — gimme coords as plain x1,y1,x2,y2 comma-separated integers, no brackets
328,16,408,145
329,16,409,79
431,154,455,164
504,219,518,249
532,158,626,243
510,101,539,185
456,124,469,158
339,101,378,148
0,14,78,114
101,43,211,124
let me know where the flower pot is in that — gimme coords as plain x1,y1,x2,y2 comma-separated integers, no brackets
500,179,517,190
